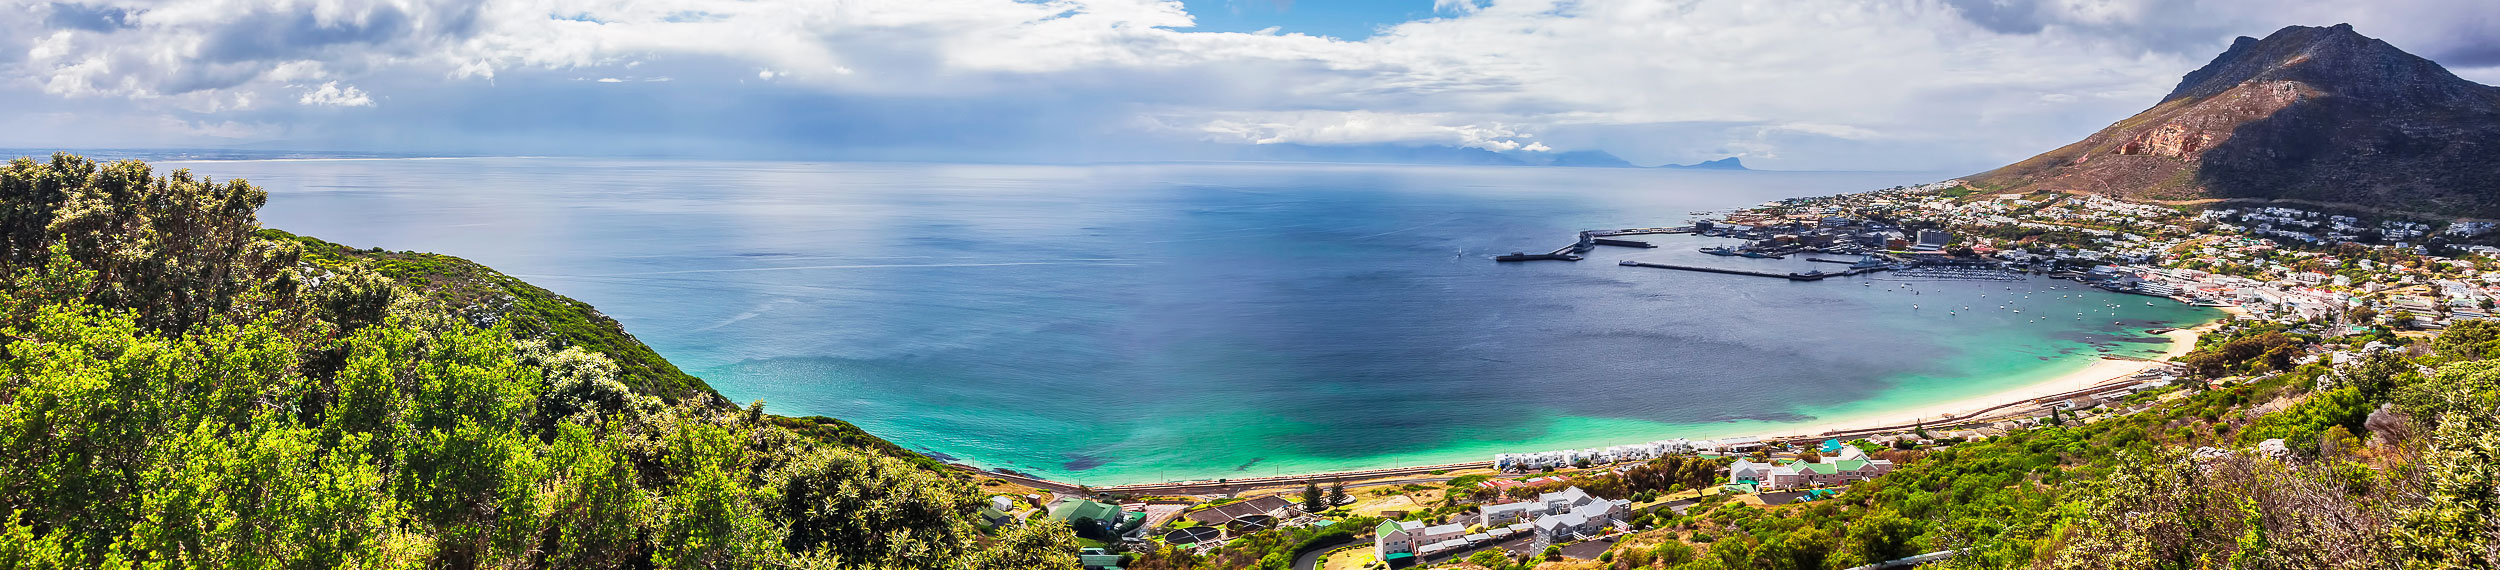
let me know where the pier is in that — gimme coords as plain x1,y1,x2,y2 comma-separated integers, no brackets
1620,260,1829,281
1590,238,1656,248
1587,226,1696,237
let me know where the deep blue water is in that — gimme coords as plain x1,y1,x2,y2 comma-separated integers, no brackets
176,158,2214,484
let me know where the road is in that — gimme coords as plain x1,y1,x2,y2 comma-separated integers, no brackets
1292,543,1364,570
1559,535,1620,560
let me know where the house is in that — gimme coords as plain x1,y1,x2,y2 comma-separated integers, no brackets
1536,487,1603,513
1047,498,1130,539
1416,523,1470,556
1481,501,1538,526
1528,493,1632,549
978,495,1019,527
1078,548,1124,570
1483,486,1608,527
1374,519,1466,559
1728,458,1778,484
1757,446,1896,491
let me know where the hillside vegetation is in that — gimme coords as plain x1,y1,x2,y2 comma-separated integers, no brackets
1417,323,2500,570
0,154,1077,569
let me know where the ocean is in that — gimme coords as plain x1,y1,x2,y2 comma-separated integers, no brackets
176,157,2217,485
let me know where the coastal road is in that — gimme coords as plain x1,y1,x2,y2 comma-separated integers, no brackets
946,465,1079,493
1292,542,1367,570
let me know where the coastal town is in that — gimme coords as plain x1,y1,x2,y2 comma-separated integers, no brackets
971,178,2500,570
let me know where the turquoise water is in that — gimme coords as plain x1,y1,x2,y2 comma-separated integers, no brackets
187,158,2216,485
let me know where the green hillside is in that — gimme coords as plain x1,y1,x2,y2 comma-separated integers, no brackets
0,154,1077,569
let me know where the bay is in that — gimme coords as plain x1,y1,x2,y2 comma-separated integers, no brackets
179,158,2217,484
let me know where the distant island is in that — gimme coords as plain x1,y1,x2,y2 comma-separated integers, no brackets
1658,157,1749,170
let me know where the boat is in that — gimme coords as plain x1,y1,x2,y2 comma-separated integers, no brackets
1700,247,1740,256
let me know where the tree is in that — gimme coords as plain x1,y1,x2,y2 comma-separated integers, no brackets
1327,482,1348,509
1651,541,1697,566
2434,319,2500,360
1844,511,1921,565
1301,483,1324,512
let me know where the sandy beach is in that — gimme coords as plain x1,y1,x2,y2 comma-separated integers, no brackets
1752,309,2227,441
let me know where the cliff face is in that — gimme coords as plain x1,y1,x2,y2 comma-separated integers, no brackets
1971,24,2500,215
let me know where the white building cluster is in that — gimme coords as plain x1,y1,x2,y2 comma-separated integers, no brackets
1492,439,1694,472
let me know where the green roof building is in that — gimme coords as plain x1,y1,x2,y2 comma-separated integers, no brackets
1048,498,1123,524
1048,497,1128,540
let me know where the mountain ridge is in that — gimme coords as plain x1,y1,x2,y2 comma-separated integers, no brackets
1969,24,2500,215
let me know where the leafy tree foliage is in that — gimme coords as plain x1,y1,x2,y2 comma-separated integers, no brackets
0,155,1075,569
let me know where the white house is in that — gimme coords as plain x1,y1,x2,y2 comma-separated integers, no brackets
1481,501,1538,526
1489,487,1631,549
1374,520,1467,560
1756,446,1896,491
1529,497,1631,549
1374,520,1423,559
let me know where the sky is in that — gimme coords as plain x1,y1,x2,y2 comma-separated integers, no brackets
1,0,2496,170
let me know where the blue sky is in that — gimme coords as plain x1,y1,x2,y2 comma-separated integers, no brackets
1174,0,1438,39
1,0,2497,170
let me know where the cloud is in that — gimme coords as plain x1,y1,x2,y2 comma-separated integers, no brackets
0,0,2493,168
297,81,372,106
1179,110,1546,151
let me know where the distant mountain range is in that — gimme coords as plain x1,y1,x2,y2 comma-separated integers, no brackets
1219,143,1746,170
1969,24,2500,216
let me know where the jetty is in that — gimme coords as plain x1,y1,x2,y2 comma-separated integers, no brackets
1590,238,1656,248
1620,260,1836,281
1587,226,1696,237
1495,251,1581,262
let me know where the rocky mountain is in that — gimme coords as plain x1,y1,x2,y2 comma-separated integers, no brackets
1969,24,2500,216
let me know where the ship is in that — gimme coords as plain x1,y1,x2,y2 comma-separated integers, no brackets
1495,251,1581,262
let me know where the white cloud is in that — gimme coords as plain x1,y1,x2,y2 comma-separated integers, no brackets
1182,110,1545,151
0,0,2492,167
297,81,372,107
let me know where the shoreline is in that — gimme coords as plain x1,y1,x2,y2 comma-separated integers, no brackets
977,308,2227,493
1744,316,2213,442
